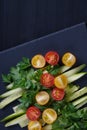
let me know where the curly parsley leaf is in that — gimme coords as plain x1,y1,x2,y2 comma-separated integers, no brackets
2,74,12,83
17,57,31,70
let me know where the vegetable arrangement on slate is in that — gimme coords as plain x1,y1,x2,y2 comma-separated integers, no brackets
0,51,87,130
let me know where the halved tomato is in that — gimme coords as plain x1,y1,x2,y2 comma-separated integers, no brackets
54,74,68,89
28,120,42,130
42,108,57,124
26,106,41,121
36,91,50,105
51,87,65,101
40,73,54,88
31,54,46,68
45,51,59,65
62,52,76,67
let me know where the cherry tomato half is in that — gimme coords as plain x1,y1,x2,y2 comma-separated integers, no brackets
31,54,46,68
36,91,50,105
40,73,54,88
62,52,76,67
28,120,42,130
42,108,57,124
45,51,59,65
54,74,68,89
26,106,41,121
51,87,65,101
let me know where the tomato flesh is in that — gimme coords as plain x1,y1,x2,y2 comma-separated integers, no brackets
36,91,50,105
51,87,65,101
31,54,46,68
28,120,42,130
54,74,68,89
42,108,57,124
40,73,54,88
45,51,59,65
62,52,76,67
26,106,41,121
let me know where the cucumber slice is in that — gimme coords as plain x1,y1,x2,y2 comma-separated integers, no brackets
76,99,87,109
60,65,71,73
43,125,52,130
65,85,80,94
72,95,87,106
1,110,25,122
6,83,14,89
68,72,86,83
63,64,86,77
13,105,21,112
66,87,87,102
0,91,23,109
13,105,29,128
19,117,29,128
0,88,22,98
5,114,28,127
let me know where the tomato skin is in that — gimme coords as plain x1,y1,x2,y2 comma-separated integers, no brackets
45,51,59,65
26,106,41,121
62,52,76,67
51,87,65,101
40,73,54,88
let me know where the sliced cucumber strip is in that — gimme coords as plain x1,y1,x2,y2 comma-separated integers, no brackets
1,110,25,122
0,88,22,98
76,99,87,109
43,125,52,130
5,114,27,127
6,83,14,89
66,87,87,102
72,95,87,106
60,65,71,73
65,85,80,94
68,72,86,83
63,64,86,77
0,91,23,109
13,104,29,128
13,105,21,112
19,117,29,128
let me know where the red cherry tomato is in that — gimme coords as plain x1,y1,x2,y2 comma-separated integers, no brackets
51,87,65,101
40,73,54,88
26,106,41,121
45,51,59,65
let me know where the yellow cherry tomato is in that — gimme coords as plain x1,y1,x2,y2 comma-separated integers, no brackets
54,74,68,89
28,120,42,130
42,108,57,124
31,54,46,68
62,52,76,67
36,91,50,105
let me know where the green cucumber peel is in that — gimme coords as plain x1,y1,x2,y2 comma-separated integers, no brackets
1,110,25,122
13,105,29,128
5,114,28,127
